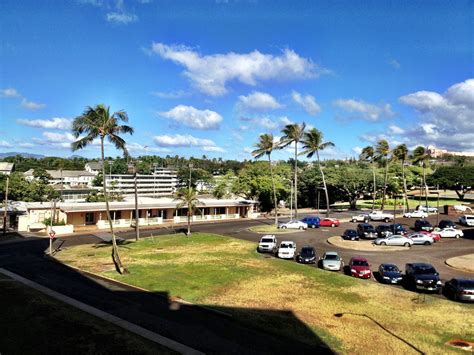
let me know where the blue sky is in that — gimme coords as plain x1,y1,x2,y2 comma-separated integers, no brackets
1,0,473,160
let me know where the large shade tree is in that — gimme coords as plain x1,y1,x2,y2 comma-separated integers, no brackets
71,104,134,274
300,128,334,217
279,123,306,219
359,146,377,211
252,133,279,225
392,144,409,212
174,187,202,236
375,140,391,210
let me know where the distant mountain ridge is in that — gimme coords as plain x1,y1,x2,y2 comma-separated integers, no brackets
0,152,46,158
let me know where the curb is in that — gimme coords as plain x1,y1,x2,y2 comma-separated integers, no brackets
326,236,408,252
0,267,203,355
444,256,474,274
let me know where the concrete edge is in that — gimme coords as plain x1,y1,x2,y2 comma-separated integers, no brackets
44,253,234,319
0,267,203,355
444,256,474,274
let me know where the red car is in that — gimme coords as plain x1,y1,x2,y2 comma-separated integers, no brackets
319,218,340,227
349,257,372,279
420,230,441,242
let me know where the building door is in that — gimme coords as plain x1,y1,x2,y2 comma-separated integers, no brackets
85,212,95,225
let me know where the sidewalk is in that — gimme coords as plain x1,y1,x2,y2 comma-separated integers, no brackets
445,254,474,273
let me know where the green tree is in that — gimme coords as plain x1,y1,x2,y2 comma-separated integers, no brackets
392,144,409,211
427,166,474,200
300,128,334,217
174,187,202,236
375,140,391,210
359,146,377,211
252,133,279,225
71,104,134,274
279,122,306,219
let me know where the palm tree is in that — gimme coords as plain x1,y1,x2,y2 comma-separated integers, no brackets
359,146,377,211
300,128,334,217
252,133,279,225
174,187,202,236
392,144,409,212
375,140,391,210
279,123,306,219
71,104,134,274
412,146,430,207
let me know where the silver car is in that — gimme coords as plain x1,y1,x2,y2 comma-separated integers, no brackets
320,251,344,271
407,233,434,245
374,235,413,247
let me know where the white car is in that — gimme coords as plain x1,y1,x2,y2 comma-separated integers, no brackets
374,235,413,247
403,210,428,218
351,214,370,223
407,233,434,245
416,205,438,213
459,215,474,226
277,241,297,259
278,220,308,230
257,235,278,253
435,227,464,239
454,205,473,213
368,211,394,222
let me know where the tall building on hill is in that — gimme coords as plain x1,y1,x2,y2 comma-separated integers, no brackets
426,145,474,158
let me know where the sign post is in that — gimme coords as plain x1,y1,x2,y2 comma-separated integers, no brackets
49,230,56,254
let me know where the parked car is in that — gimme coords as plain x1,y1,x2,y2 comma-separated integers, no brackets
349,257,372,279
277,241,297,259
374,235,413,247
453,204,473,213
407,232,434,245
419,230,441,242
368,211,394,222
403,210,428,218
443,278,474,302
296,246,317,264
416,205,438,213
257,235,278,253
320,251,344,271
279,220,308,230
434,227,464,239
300,216,320,228
405,263,442,293
438,220,456,229
376,224,393,238
378,263,403,284
390,223,407,235
351,213,370,223
342,229,359,241
357,223,377,239
319,218,340,227
414,219,433,232
459,215,474,227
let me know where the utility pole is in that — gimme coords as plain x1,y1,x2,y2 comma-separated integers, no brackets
3,176,9,235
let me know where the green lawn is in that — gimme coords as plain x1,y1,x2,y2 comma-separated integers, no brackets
332,196,471,210
0,273,175,354
56,233,474,354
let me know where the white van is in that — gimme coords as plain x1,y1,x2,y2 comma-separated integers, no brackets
459,215,474,226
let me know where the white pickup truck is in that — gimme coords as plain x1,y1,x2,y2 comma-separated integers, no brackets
368,211,394,222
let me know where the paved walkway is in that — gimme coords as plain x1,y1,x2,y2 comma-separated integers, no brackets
445,254,474,273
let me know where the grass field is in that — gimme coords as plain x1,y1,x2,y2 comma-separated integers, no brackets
0,273,175,354
56,233,474,354
332,196,471,210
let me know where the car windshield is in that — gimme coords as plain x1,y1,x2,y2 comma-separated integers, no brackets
325,254,340,261
378,226,390,231
383,265,399,272
261,238,274,243
415,267,437,274
459,280,474,288
280,244,292,248
301,248,315,256
352,260,369,266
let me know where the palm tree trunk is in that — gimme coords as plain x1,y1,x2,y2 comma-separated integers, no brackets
294,144,298,219
187,208,191,236
372,165,376,212
381,161,388,210
423,164,428,207
101,136,126,274
268,155,278,225
402,160,409,212
317,152,330,217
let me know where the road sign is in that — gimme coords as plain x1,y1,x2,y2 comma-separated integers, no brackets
49,231,56,239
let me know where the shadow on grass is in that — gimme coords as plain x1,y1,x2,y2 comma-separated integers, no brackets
0,237,334,354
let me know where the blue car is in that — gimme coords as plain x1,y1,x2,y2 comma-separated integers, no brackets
300,216,320,228
378,263,403,284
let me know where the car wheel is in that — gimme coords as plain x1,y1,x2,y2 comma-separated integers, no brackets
384,218,390,222
352,219,356,223
331,223,335,227
299,226,304,230
404,242,410,247
281,226,287,229
311,225,316,229
424,241,430,245
380,242,386,246
455,234,460,239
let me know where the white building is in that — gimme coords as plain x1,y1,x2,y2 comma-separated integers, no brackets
24,169,96,187
0,162,14,175
84,161,102,175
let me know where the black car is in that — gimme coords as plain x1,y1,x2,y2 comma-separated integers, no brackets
443,278,474,302
390,223,407,235
342,229,359,241
405,263,442,293
378,263,403,284
439,220,456,229
296,246,317,264
414,219,433,231
376,224,393,238
357,223,377,239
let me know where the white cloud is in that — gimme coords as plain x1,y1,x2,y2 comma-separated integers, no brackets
153,134,217,147
237,91,283,111
42,131,75,142
106,12,138,24
0,140,13,148
352,146,363,155
202,146,226,153
388,125,405,135
1,88,20,97
160,105,223,130
21,98,46,110
18,142,34,148
17,118,72,130
151,90,188,99
126,142,171,153
292,91,321,115
333,99,394,121
239,116,293,130
150,42,328,96
389,59,400,69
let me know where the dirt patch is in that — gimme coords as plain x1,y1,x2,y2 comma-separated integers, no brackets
327,236,408,251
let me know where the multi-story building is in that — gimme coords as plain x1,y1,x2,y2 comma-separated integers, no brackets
427,145,474,158
104,167,178,197
24,169,96,187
